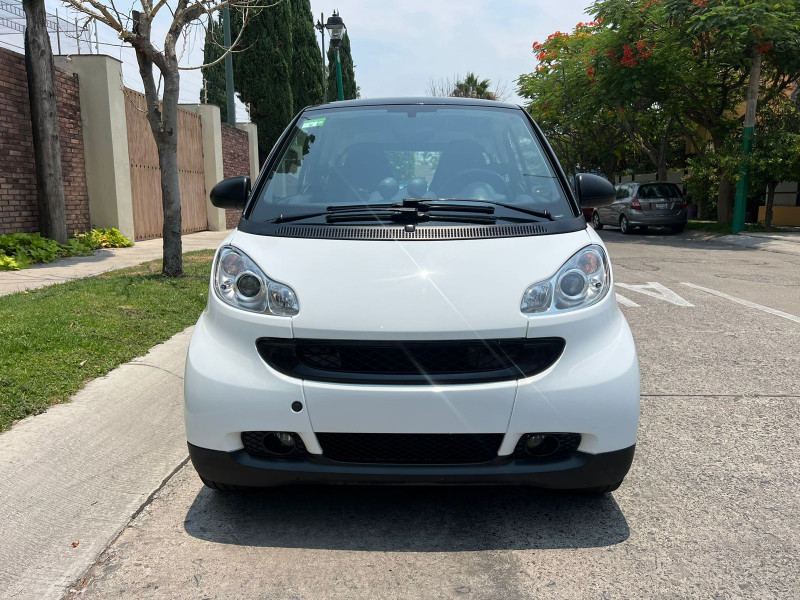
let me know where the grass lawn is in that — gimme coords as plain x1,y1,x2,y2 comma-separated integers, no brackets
686,221,768,234
0,250,214,432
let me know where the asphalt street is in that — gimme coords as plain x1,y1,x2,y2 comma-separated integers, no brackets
28,230,800,599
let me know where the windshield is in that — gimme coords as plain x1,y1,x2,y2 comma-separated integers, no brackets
248,105,575,223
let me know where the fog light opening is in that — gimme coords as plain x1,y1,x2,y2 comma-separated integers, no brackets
262,431,298,456
523,433,560,457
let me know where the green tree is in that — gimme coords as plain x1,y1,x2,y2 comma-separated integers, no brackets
201,15,229,124
290,0,324,110
232,1,294,153
593,0,800,223
748,99,800,229
327,32,358,100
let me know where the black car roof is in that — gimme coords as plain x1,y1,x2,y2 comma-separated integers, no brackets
303,97,521,112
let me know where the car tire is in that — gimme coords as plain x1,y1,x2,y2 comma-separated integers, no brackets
576,480,623,495
200,476,250,493
592,211,603,230
671,224,686,234
620,215,632,234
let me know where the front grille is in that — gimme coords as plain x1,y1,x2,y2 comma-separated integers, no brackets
316,433,504,464
256,338,565,385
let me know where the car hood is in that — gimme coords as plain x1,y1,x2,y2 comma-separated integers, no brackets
230,228,593,339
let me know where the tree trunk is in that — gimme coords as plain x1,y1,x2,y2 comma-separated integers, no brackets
710,133,735,223
656,158,668,182
764,181,776,230
133,17,183,278
23,0,67,243
717,176,735,223
156,72,183,277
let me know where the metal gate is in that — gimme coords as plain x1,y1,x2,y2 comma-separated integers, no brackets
124,89,207,240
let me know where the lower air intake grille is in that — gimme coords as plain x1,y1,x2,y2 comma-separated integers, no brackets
315,433,504,464
256,338,566,385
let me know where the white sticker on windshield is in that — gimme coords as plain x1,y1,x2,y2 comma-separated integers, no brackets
301,118,326,129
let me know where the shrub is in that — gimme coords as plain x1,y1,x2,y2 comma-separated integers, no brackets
0,229,134,271
74,227,134,250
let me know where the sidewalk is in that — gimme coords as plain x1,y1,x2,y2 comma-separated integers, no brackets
712,231,800,256
0,328,193,600
0,230,231,297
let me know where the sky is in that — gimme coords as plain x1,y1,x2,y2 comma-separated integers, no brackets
3,0,594,118
307,0,592,104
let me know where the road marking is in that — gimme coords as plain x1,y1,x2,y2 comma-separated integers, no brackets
681,282,800,324
615,293,640,307
616,282,694,307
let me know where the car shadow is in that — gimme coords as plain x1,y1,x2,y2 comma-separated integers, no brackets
183,485,629,551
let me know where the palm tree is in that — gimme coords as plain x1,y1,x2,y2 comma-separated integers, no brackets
452,73,496,100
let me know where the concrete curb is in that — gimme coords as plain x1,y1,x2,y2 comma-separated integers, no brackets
711,232,800,256
0,328,194,600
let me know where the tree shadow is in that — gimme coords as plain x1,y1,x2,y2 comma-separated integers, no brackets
184,484,629,551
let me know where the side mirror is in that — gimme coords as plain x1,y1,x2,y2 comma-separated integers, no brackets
210,175,250,210
575,173,615,208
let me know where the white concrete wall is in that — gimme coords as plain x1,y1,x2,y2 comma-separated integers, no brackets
54,55,135,240
617,171,687,192
236,122,260,181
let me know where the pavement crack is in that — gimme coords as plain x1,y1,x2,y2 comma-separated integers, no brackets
126,362,185,380
63,455,191,599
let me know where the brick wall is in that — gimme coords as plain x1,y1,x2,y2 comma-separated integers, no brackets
221,122,250,228
0,47,90,236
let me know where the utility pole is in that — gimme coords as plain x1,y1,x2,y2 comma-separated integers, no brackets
222,6,236,126
732,46,762,233
315,13,327,103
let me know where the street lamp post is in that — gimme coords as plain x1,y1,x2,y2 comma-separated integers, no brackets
222,5,236,126
314,13,327,103
325,11,346,101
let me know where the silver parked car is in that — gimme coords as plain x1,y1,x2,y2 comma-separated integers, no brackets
592,182,687,234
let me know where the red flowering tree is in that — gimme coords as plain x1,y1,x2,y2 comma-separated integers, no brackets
519,21,631,179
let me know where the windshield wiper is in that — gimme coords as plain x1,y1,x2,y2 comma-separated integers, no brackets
271,198,553,224
416,198,555,221
326,211,496,225
271,199,494,225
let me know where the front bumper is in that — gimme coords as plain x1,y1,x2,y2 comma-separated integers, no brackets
188,442,635,488
627,210,687,226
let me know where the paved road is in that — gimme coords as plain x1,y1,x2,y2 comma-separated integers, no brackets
34,231,800,598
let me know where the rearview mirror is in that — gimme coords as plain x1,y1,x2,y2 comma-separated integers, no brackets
210,175,250,210
575,173,615,208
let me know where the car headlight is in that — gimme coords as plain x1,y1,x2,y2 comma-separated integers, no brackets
521,245,609,314
214,246,299,315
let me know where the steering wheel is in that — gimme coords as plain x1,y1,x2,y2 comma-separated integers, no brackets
438,168,509,196
330,166,369,202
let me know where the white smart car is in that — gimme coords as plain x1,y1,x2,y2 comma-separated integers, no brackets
184,98,639,494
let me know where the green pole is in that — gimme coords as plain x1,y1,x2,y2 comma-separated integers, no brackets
732,127,753,233
222,6,236,126
335,48,344,101
732,47,762,234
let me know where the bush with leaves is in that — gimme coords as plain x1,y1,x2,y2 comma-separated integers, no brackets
0,228,133,271
74,228,134,250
